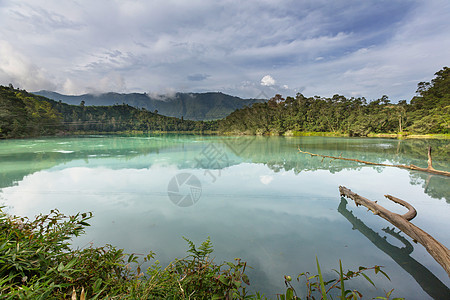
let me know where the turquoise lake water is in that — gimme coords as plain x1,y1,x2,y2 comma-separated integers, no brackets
0,135,449,298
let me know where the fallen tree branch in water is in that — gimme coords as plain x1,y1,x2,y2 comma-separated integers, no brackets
337,198,450,298
298,146,450,177
339,186,450,278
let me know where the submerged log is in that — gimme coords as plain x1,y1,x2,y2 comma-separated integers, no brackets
298,146,450,177
339,186,450,278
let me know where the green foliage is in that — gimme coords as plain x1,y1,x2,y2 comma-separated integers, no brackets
278,259,403,300
0,86,62,138
164,237,253,299
53,101,217,133
0,208,402,299
407,106,450,134
413,67,450,110
0,208,253,299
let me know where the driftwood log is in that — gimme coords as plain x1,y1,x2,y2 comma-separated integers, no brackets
339,186,450,278
338,198,450,298
298,146,450,177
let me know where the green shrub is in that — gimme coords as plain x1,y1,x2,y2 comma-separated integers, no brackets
0,208,401,299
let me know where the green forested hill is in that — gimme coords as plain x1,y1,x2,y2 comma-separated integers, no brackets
218,67,450,135
0,86,215,138
52,100,216,133
34,90,265,121
0,85,62,138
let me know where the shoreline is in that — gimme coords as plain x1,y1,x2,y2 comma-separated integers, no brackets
2,130,449,140
220,130,450,139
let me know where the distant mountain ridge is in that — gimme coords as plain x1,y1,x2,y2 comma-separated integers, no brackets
34,90,266,120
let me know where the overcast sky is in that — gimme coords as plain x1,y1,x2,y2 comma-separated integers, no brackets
1,0,449,101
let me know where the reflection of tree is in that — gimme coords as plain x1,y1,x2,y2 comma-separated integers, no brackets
223,137,449,201
0,151,64,190
0,135,192,190
338,198,450,299
409,173,450,203
2,136,449,202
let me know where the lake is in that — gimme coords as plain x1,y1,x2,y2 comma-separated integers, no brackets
0,135,449,299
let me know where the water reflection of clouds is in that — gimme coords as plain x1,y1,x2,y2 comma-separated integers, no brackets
3,163,339,219
259,175,274,185
3,161,448,229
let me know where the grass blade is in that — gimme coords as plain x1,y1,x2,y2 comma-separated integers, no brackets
361,273,375,287
316,256,328,300
339,260,345,300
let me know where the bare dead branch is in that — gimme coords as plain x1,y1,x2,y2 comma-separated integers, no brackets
384,194,417,221
298,147,450,177
339,186,450,277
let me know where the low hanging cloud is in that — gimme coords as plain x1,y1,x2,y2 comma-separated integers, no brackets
61,73,128,95
146,88,177,101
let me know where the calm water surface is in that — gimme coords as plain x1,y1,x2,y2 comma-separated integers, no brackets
0,135,449,299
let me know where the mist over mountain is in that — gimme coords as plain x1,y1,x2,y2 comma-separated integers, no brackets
34,91,266,121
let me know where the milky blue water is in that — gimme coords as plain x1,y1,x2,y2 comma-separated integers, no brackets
0,135,449,299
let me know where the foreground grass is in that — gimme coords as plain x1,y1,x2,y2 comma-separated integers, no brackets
0,208,402,299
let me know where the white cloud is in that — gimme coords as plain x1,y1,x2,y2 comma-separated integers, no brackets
147,88,177,100
261,75,276,86
260,175,274,185
62,78,79,95
93,73,127,94
0,41,56,91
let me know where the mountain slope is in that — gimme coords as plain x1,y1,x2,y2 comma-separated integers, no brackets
0,86,62,138
34,91,266,121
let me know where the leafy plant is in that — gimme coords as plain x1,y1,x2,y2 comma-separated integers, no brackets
0,208,401,299
278,258,403,300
